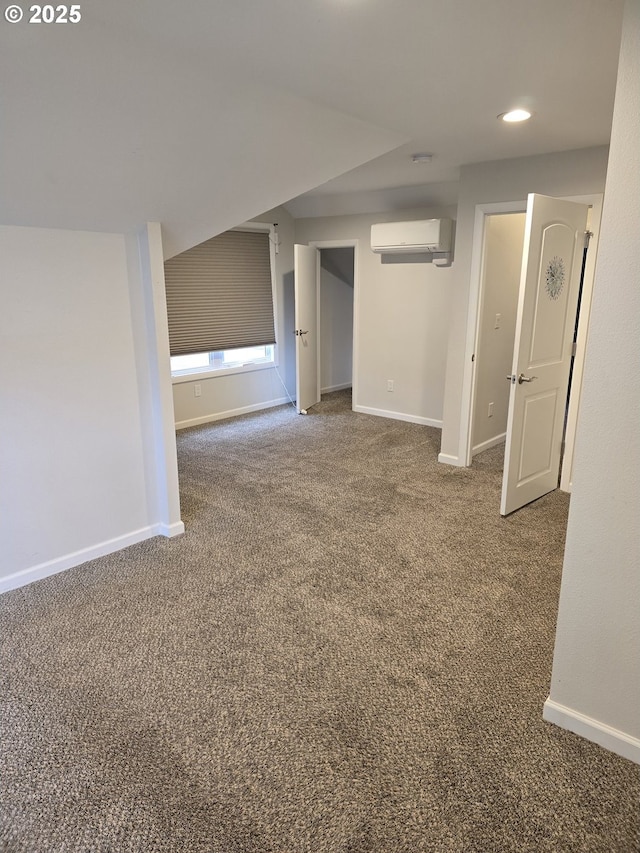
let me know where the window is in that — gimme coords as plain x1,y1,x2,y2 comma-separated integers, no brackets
164,227,276,379
170,345,275,377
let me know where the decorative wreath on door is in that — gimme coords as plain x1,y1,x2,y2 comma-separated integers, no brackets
545,255,565,300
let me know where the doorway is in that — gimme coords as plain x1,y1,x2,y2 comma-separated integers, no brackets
464,195,602,498
319,247,354,395
469,212,526,458
293,239,358,414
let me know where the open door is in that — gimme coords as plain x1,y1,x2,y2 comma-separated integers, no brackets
501,194,589,516
294,244,320,414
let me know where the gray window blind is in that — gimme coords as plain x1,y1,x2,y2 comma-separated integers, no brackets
164,229,276,357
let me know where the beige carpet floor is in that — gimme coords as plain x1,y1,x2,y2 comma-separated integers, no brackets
1,390,638,852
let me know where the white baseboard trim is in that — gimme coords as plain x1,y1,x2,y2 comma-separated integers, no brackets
321,382,352,394
353,405,442,429
0,524,170,595
472,432,506,456
156,521,185,538
175,396,290,430
437,452,464,467
543,697,640,765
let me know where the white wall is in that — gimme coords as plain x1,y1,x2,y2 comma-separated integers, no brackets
171,206,296,428
440,146,609,464
296,209,455,427
320,249,354,393
544,0,640,764
0,225,180,592
472,213,525,453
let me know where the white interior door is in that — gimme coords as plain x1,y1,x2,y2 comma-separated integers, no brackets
294,244,320,414
501,194,588,516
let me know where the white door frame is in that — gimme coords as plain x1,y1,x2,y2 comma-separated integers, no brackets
558,195,603,491
309,239,358,410
459,194,603,490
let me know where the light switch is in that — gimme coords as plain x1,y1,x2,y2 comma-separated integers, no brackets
494,313,501,329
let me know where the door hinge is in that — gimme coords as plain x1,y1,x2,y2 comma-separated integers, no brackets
471,353,475,362
584,230,593,249
572,341,577,357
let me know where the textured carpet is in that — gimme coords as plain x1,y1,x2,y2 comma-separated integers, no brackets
1,390,638,852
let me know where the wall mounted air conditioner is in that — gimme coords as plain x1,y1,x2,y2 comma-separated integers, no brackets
370,219,453,255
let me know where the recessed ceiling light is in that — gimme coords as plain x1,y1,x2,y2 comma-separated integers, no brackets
411,153,433,164
499,109,532,123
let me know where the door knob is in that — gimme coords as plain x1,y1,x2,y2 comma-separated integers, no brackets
506,373,538,384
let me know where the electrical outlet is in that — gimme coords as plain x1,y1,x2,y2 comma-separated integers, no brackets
387,379,394,392
488,402,494,417
194,383,202,398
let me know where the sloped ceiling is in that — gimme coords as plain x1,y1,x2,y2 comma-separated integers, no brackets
320,247,355,288
0,0,624,256
0,4,405,257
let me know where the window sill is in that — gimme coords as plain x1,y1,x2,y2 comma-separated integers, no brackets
171,361,276,385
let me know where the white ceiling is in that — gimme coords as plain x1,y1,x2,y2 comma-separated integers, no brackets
0,0,624,255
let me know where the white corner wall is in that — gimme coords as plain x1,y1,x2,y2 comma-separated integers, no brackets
440,146,609,465
171,206,296,429
296,209,455,427
543,0,640,764
0,224,182,593
131,223,184,536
